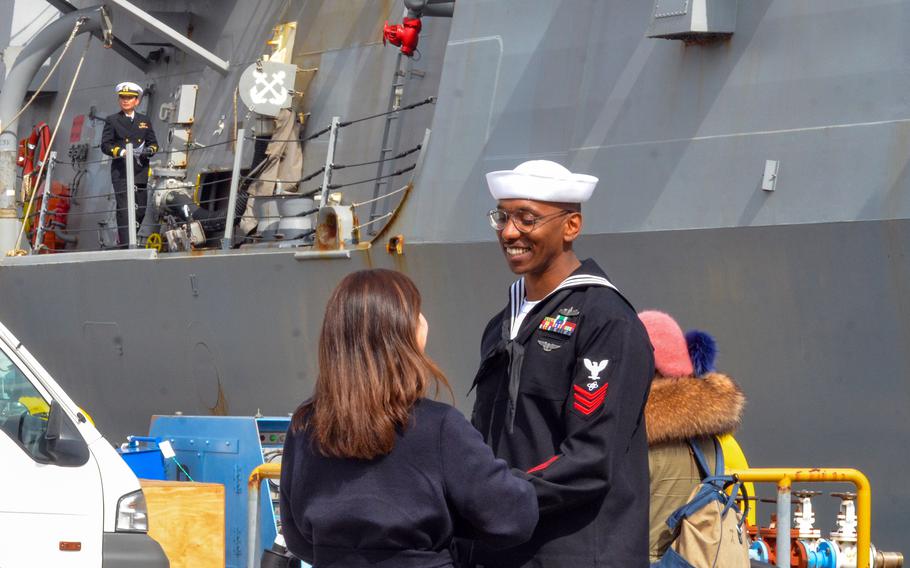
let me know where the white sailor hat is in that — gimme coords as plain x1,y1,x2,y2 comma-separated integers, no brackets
486,160,598,203
115,81,143,97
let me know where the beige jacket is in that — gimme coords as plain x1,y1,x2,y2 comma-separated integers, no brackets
646,372,745,563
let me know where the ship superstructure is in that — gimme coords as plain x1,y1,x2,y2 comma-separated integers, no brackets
0,0,907,555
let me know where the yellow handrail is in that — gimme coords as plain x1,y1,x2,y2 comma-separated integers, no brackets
727,468,871,568
248,462,282,487
247,463,283,568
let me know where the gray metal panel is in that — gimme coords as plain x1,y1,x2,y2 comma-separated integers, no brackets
0,0,11,50
0,218,907,550
405,0,910,242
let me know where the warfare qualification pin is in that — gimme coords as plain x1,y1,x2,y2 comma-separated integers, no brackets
538,339,561,352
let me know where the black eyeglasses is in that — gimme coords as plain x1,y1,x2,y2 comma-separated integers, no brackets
487,208,573,233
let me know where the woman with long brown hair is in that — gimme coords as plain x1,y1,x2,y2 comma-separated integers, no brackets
279,269,537,567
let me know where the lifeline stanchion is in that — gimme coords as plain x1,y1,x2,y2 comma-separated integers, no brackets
125,143,137,248
222,128,245,249
319,116,341,205
32,151,57,253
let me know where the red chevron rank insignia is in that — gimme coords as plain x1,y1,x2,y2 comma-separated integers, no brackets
573,383,608,415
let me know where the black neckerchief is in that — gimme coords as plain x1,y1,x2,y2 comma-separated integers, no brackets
500,288,574,433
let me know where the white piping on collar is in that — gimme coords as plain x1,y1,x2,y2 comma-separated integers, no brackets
507,272,618,332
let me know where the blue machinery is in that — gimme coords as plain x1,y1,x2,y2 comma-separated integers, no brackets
133,422,906,568
148,415,290,568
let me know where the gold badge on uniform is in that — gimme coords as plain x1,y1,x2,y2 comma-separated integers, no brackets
138,121,148,129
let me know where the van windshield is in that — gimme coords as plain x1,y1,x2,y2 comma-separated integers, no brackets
0,351,51,460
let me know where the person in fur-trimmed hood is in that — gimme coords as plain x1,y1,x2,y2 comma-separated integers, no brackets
638,310,747,564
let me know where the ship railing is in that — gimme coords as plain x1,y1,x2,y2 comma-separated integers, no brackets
31,96,434,255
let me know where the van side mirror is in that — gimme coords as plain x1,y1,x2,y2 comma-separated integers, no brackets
42,401,90,467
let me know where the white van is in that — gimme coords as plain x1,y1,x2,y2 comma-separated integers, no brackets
0,320,169,567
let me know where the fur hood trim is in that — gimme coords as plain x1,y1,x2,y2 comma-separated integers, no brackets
645,372,745,445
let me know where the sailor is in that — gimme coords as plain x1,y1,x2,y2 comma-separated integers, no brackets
466,160,655,567
100,81,158,247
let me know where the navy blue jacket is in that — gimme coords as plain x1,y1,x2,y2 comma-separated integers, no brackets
469,259,654,567
279,398,538,567
100,111,158,184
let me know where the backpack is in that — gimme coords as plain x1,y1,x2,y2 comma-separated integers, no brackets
653,437,751,568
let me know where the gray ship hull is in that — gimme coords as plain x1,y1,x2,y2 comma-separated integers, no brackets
0,217,907,550
0,0,908,554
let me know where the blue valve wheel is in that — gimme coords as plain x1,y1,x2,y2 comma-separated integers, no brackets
750,539,771,563
813,539,838,568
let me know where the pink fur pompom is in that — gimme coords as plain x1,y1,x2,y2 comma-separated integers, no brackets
638,310,694,378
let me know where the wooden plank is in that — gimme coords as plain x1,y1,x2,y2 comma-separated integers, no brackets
140,480,225,568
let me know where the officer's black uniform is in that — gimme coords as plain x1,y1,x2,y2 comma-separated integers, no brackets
100,110,157,246
469,259,655,568
279,399,538,568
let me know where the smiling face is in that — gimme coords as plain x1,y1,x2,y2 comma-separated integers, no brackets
495,198,582,277
118,95,139,114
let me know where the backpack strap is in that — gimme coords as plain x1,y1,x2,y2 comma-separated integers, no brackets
670,437,746,532
688,439,710,480
687,437,722,480
665,483,727,531
712,436,724,477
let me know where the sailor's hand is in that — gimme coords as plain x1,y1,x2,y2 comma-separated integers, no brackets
143,145,157,157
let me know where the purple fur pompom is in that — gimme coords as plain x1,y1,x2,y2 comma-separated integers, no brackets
685,329,717,377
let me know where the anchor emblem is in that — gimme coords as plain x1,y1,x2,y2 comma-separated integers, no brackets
250,70,288,105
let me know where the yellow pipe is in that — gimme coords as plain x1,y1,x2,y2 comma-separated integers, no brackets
247,463,283,568
718,434,757,525
248,462,282,487
727,468,872,568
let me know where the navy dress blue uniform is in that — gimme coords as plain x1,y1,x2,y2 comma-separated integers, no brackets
469,259,655,568
279,398,538,568
100,110,157,245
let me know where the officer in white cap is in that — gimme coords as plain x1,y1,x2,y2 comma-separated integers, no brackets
101,81,158,247
465,160,654,567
